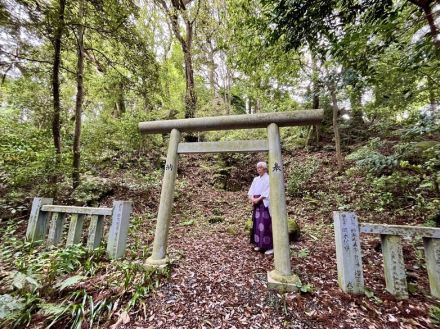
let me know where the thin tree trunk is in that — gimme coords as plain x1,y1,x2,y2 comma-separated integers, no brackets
350,87,364,127
183,44,196,119
207,41,216,95
306,53,320,147
311,53,320,110
51,0,66,188
330,83,343,170
73,0,85,189
157,0,197,129
421,2,440,54
208,45,217,113
409,0,440,55
113,82,126,117
182,19,196,119
225,68,231,115
255,99,261,113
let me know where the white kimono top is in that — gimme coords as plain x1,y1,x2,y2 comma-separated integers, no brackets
247,173,270,208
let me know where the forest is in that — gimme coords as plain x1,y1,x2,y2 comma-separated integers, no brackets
0,0,439,328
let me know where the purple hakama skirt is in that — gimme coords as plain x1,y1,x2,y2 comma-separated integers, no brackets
250,195,273,250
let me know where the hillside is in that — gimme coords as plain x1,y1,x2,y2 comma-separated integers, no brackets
1,130,439,328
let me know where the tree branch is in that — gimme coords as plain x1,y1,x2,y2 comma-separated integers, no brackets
0,49,75,75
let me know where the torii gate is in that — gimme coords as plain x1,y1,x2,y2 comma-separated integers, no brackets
139,110,323,291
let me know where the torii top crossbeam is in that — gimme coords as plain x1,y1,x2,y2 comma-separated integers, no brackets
139,110,323,134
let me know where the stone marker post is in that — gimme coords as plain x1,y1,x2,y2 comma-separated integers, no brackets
333,212,364,294
266,123,301,291
47,212,66,245
381,235,408,299
423,237,440,298
26,197,53,241
87,215,105,250
66,214,85,246
107,201,132,259
146,129,181,266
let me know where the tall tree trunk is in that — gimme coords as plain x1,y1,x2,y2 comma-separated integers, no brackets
163,0,197,119
207,41,216,95
51,0,66,188
311,53,320,110
224,66,231,115
350,87,364,127
73,0,85,189
158,0,198,140
207,45,218,113
182,17,197,119
421,2,440,54
156,0,200,142
330,83,343,170
113,82,126,117
306,53,320,147
183,41,196,119
410,0,440,55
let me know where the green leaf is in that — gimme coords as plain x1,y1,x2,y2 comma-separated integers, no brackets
0,294,24,319
364,289,374,298
38,302,68,317
55,275,86,291
297,248,309,258
12,272,26,290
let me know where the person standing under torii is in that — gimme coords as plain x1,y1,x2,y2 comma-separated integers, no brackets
248,161,273,255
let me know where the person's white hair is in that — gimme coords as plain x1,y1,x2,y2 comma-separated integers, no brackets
256,161,267,169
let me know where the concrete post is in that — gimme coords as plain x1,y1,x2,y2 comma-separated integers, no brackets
266,123,301,291
107,201,132,259
26,197,53,242
333,212,364,294
87,215,105,250
47,212,66,246
66,214,85,246
147,129,181,266
423,237,440,298
381,235,408,299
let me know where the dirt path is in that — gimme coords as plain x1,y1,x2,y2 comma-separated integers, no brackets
141,224,302,328
130,154,439,329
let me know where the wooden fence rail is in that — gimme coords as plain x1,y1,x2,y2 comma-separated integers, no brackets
334,211,440,299
26,197,132,259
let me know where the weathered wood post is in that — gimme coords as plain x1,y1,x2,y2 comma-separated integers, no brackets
26,197,53,241
146,129,181,266
333,212,364,294
266,123,301,291
381,235,408,299
423,237,440,298
107,201,133,259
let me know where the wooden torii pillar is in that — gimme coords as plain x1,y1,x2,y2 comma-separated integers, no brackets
139,110,323,291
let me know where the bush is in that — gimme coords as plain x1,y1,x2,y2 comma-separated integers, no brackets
346,141,398,176
286,159,319,197
0,114,60,190
371,172,420,197
402,118,439,140
70,174,113,205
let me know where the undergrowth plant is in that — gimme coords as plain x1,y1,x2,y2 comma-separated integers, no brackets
286,159,320,197
0,220,170,328
346,134,439,219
